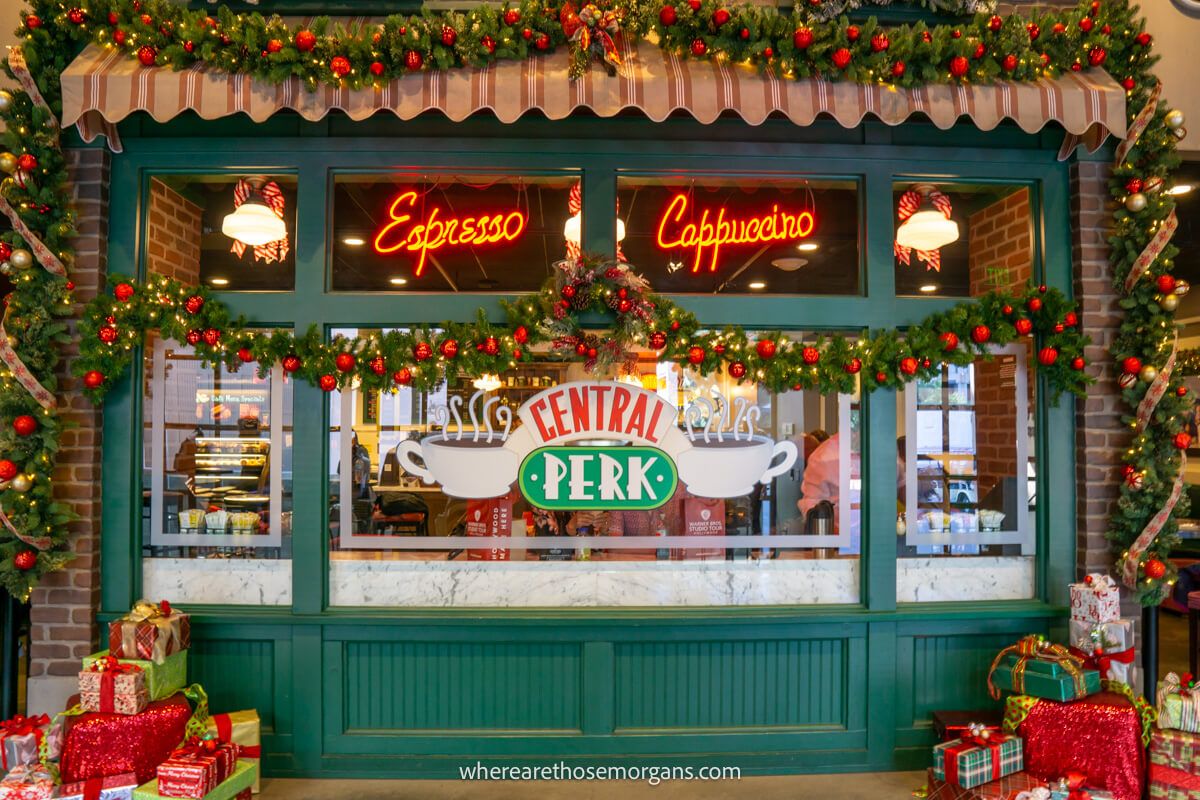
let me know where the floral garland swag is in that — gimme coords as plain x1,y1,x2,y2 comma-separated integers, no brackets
0,0,1184,604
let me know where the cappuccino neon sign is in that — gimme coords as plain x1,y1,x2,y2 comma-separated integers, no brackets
655,193,817,273
372,190,527,276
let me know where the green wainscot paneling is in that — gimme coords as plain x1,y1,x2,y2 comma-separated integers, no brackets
190,638,278,726
341,641,582,732
614,638,849,731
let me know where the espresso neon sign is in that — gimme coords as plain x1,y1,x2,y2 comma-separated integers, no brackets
655,193,817,273
372,190,527,276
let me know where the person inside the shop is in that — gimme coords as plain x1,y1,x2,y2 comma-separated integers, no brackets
798,433,905,555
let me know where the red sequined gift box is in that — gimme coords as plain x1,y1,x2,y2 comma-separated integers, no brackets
59,693,193,785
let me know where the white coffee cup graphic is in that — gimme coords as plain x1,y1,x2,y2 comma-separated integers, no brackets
397,392,518,499
675,395,797,498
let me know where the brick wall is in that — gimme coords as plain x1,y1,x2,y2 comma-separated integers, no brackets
26,148,109,715
1071,160,1123,578
146,179,201,284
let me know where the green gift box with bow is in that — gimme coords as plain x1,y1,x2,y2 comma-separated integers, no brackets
987,636,1100,702
83,649,187,702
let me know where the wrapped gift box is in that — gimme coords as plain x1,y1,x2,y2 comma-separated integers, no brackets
79,658,149,716
932,711,1005,743
203,713,259,794
83,651,186,703
923,767,1047,799
1068,618,1135,653
0,765,54,800
55,772,139,800
155,752,219,799
989,651,1100,702
133,760,256,800
60,693,194,785
108,602,190,665
932,734,1023,789
1151,728,1200,773
1006,690,1147,800
1069,574,1121,624
0,715,52,772
80,688,149,717
1150,763,1200,800
1160,674,1200,733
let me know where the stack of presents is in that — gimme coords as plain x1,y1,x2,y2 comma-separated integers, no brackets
920,573,1158,799
0,601,262,800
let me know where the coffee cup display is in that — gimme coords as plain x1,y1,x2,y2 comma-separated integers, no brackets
397,391,519,499
674,395,797,498
179,508,205,532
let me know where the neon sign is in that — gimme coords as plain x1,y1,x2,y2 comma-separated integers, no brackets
372,190,527,276
655,193,817,273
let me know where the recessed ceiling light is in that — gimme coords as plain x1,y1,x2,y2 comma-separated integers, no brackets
771,257,808,272
1168,184,1194,196
919,284,939,293
748,281,767,290
389,277,408,286
343,236,366,246
796,242,819,252
210,277,229,286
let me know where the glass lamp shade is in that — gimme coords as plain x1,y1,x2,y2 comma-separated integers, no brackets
895,209,959,251
562,213,626,245
222,198,287,247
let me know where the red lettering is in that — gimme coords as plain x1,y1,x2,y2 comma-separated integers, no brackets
592,385,612,430
548,391,569,440
645,400,665,444
608,386,632,433
568,386,591,435
529,398,556,442
625,394,649,439
654,192,817,273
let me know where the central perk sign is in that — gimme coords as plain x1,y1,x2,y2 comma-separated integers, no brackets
519,446,678,510
655,192,817,273
372,190,527,276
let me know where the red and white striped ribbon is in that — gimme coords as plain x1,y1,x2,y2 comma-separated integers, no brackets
1123,451,1186,588
895,188,950,272
1115,80,1163,165
229,180,289,264
0,508,51,551
1136,332,1178,433
0,322,55,411
6,49,58,131
1123,209,1178,295
0,195,65,277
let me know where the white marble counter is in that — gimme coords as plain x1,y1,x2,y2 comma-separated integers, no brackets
330,558,861,607
143,558,292,606
897,556,1035,603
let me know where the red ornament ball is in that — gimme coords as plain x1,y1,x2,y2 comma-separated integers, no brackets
617,299,633,314
728,361,747,379
393,368,413,386
13,551,35,572
184,295,204,314
802,346,820,365
185,329,202,346
1088,47,1106,67
971,325,991,344
921,31,932,43
114,29,126,45
891,61,906,78
512,348,523,360
988,15,1003,32
1054,323,1065,334
1071,62,1082,72
846,25,860,41
1136,32,1152,47
1126,177,1144,194
871,34,889,53
504,8,521,25
482,35,496,54
405,50,423,71
659,5,678,26
1002,304,1014,316
369,356,386,375
370,61,384,77
687,346,706,365
267,39,283,54
1002,54,1017,72
561,284,577,300
1157,274,1177,294
0,460,16,481
98,325,118,344
522,28,533,40
1027,23,1040,41
713,9,730,27
831,48,852,70
335,352,357,373
793,27,813,49
1121,77,1136,91
1064,311,1078,327
514,325,529,345
713,343,726,355
330,56,351,78
575,342,588,356
1122,356,1142,375
940,332,959,351
1079,17,1094,33
24,15,40,30
1028,297,1043,313
1175,432,1193,450
899,357,918,376
114,283,135,302
439,339,459,359
107,11,118,25
951,29,962,39
137,46,157,66
12,415,36,437
740,27,750,40
763,47,774,59
237,347,254,364
16,154,36,173
1145,559,1167,580
319,374,338,392
973,43,986,59
413,342,433,362
1178,386,1189,397
1037,347,1058,366
139,13,151,25
83,370,105,389
1071,357,1086,371
587,347,598,359
649,331,668,349
691,39,707,57
439,26,458,47
535,33,551,50
295,30,317,52
845,358,862,374
1014,318,1033,336
484,337,500,356
202,328,220,346
282,355,301,373
949,56,969,78
875,371,888,383
755,339,777,359
68,8,85,24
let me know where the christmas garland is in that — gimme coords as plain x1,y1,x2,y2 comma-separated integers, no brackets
0,0,1183,602
74,259,1091,401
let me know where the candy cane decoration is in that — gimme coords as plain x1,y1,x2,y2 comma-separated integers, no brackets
229,180,289,264
894,187,951,272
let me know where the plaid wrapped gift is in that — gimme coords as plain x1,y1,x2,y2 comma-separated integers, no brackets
108,602,190,666
56,772,139,800
933,733,1024,789
0,716,50,772
1151,728,1200,773
1160,674,1200,733
924,767,1047,799
203,713,259,794
83,651,186,703
79,657,148,716
987,637,1100,702
1069,574,1121,624
1150,763,1200,800
133,761,257,800
0,765,54,800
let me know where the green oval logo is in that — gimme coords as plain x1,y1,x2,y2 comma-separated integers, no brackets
518,446,678,510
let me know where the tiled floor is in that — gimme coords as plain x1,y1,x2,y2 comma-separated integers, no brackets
259,771,925,799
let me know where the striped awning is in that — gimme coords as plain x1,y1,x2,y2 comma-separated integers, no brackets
62,39,1125,152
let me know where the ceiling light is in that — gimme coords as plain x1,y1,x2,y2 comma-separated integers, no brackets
919,284,939,293
563,213,626,245
342,236,366,246
472,373,502,392
389,277,408,286
221,197,286,247
771,257,808,272
1168,184,1194,196
896,209,960,251
796,242,819,252
748,281,767,290
210,277,230,287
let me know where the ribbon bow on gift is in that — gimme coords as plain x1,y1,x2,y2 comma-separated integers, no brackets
1068,644,1134,679
1163,672,1198,696
172,735,223,761
0,714,49,771
962,722,996,747
562,2,622,79
1082,573,1116,592
126,599,171,623
987,634,1087,700
88,655,142,675
1056,772,1092,800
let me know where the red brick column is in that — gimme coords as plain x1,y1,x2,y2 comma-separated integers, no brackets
25,147,109,715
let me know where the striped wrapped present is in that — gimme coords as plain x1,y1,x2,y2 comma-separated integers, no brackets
1151,728,1200,773
1150,763,1200,799
1160,674,1200,733
933,733,1024,789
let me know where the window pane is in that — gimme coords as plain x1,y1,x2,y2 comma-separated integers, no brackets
328,330,860,607
897,345,1036,602
617,176,860,295
893,183,1032,298
145,175,296,291
330,174,577,292
141,336,293,605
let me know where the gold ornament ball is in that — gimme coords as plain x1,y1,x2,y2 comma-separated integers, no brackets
1166,108,1186,130
8,249,32,270
0,153,17,175
1140,364,1159,383
1125,192,1148,212
0,91,12,114
1161,293,1180,312
9,474,31,493
1177,279,1191,297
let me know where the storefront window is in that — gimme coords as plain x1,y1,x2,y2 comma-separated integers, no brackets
141,338,293,605
893,182,1033,298
327,329,861,607
330,173,578,292
896,344,1036,602
616,176,860,295
145,175,296,291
